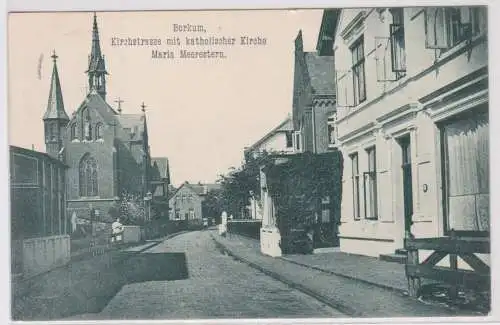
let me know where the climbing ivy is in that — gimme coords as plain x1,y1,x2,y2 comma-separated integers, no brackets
263,150,343,236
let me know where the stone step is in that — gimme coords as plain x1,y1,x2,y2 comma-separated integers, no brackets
379,253,407,264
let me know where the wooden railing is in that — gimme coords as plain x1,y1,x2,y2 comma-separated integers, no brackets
404,231,490,298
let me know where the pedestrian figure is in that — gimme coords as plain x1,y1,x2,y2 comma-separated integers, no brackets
111,217,124,243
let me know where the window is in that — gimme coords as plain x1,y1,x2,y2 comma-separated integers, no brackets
285,131,293,148
79,154,98,197
350,153,360,220
441,109,489,234
95,123,103,140
425,7,486,49
51,124,57,141
70,123,77,140
390,8,406,74
350,36,366,105
294,132,301,151
364,147,378,219
328,117,336,145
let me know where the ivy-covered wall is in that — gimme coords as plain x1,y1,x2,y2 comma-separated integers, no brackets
263,150,343,251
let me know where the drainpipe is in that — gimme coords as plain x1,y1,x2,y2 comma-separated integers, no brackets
311,103,317,154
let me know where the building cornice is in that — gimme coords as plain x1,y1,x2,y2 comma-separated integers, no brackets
340,11,366,41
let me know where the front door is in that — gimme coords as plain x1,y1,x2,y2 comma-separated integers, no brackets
400,136,413,236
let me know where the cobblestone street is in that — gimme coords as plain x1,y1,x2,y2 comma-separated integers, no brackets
63,230,345,320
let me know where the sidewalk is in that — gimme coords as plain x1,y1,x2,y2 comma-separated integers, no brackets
224,232,407,292
12,231,187,321
211,231,477,318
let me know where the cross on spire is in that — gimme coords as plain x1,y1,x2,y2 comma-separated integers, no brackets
141,102,147,113
114,97,124,113
51,50,58,62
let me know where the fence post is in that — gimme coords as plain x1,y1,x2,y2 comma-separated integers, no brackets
449,229,459,301
405,237,421,297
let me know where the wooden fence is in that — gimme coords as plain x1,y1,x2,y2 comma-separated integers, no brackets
404,231,490,298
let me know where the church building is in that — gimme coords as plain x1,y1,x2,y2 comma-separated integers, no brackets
42,13,169,222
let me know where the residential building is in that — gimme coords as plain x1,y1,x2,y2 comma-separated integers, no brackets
244,116,294,220
329,7,488,260
244,115,294,160
10,146,69,279
291,27,336,154
169,181,221,225
150,157,171,219
259,15,342,257
42,13,169,224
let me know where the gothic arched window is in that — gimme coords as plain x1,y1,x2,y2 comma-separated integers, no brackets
82,108,92,141
79,154,98,197
70,123,77,140
95,123,103,140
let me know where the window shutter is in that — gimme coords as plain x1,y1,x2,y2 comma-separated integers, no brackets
375,37,397,82
335,70,355,109
425,7,450,49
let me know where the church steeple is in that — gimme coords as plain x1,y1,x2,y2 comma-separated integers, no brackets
43,50,69,159
86,12,108,100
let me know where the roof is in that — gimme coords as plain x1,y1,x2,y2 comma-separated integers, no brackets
187,183,221,195
117,114,145,141
316,9,339,55
246,116,293,152
43,53,69,121
72,89,118,123
10,145,68,168
171,181,222,199
304,52,335,96
151,157,170,179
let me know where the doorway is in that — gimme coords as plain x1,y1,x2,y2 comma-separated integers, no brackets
399,135,413,236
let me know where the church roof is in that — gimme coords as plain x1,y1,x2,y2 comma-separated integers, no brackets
73,89,117,122
117,114,145,141
304,52,335,96
151,157,170,179
43,52,69,121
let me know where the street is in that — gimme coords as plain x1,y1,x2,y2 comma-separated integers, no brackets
64,230,345,320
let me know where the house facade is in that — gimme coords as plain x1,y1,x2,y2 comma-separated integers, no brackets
330,7,488,259
291,29,336,154
259,18,341,257
42,14,169,225
244,116,294,220
169,182,221,225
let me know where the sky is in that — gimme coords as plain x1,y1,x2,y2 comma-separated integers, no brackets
8,10,323,187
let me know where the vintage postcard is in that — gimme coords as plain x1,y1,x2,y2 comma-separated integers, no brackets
7,5,492,322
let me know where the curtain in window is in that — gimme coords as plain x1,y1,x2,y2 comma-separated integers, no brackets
443,111,489,232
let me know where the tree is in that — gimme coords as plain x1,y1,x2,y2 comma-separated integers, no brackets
202,188,224,223
108,191,147,225
217,151,270,218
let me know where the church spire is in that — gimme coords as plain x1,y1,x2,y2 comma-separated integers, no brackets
43,50,69,159
86,12,108,100
43,50,69,121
